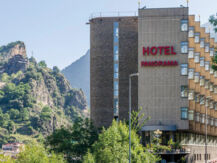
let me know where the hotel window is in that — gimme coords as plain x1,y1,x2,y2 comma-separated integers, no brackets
214,71,217,78
114,63,119,73
210,48,214,57
194,33,200,43
114,90,118,97
200,76,205,86
114,99,118,116
195,93,200,103
114,45,118,55
205,80,209,89
205,98,209,107
214,86,217,94
205,61,210,71
201,114,205,124
205,43,210,52
189,27,194,37
211,118,214,126
188,69,194,79
210,68,214,74
194,72,200,83
210,100,214,109
200,57,205,67
215,103,217,110
114,54,118,61
189,110,194,120
181,107,188,120
114,81,118,90
200,95,205,105
181,20,188,31
210,83,214,92
188,90,194,100
196,113,200,122
181,42,188,53
194,53,200,63
200,38,205,48
215,119,217,126
114,72,118,79
188,48,194,58
181,86,188,98
181,64,188,75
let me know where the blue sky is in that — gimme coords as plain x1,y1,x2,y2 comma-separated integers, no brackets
0,0,216,69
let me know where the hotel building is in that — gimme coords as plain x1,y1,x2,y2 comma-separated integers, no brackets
90,7,217,163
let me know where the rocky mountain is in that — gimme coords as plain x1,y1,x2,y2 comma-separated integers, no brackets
62,50,90,105
0,41,88,145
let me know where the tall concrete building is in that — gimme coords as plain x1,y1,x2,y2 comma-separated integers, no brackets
90,7,217,163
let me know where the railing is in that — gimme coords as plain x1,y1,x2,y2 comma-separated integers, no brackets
89,11,138,20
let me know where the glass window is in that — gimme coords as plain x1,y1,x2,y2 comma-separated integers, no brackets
205,98,209,107
114,45,119,55
114,81,118,90
194,53,200,63
114,63,119,73
195,93,200,103
113,22,119,38
201,114,205,124
205,61,210,71
200,76,205,86
114,99,118,109
200,57,205,67
188,48,194,58
114,72,119,79
200,38,205,48
210,68,214,74
195,33,200,43
189,110,194,120
194,72,200,83
210,100,214,109
188,90,194,100
188,69,194,79
189,27,194,37
196,113,200,122
181,107,188,120
215,119,217,126
214,86,217,94
114,54,118,61
200,95,205,105
205,44,210,53
181,42,188,53
215,71,217,78
210,118,214,126
210,83,214,92
206,116,210,125
181,86,188,98
181,64,188,75
210,48,214,57
205,80,209,89
114,90,118,97
215,103,217,111
181,20,188,31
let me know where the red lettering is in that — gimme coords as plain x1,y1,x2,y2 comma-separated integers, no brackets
151,47,157,55
171,46,176,55
174,61,178,65
143,47,150,55
158,46,164,55
164,46,170,55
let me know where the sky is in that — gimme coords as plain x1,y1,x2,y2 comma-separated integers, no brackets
0,0,216,69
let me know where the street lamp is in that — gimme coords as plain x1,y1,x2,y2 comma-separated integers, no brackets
205,96,211,163
129,72,139,163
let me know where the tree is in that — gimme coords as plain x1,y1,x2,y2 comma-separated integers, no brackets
8,109,20,119
40,106,52,121
38,60,47,68
15,143,66,163
83,120,157,163
210,14,217,71
46,117,98,162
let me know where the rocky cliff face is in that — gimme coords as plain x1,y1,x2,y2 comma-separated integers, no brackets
0,41,88,143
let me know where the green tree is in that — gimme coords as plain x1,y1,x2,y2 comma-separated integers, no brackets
8,109,20,119
38,60,47,68
83,120,157,163
46,117,98,162
16,143,66,163
40,106,52,121
210,14,217,70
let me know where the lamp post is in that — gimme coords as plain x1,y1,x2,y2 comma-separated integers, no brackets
129,73,139,163
205,96,211,163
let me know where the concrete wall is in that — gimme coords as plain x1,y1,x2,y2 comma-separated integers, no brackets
138,8,189,130
90,17,138,128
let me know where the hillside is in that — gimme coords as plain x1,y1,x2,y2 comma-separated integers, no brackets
0,41,88,145
62,50,90,105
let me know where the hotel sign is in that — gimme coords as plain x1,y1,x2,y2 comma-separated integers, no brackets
141,46,178,67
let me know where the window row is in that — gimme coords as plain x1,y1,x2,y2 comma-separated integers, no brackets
181,64,215,76
181,108,217,126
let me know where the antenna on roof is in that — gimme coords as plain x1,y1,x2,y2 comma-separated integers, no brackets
187,0,189,7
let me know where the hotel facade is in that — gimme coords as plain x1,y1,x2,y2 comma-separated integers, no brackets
90,7,217,163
